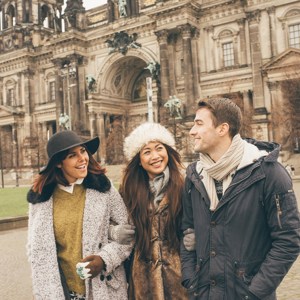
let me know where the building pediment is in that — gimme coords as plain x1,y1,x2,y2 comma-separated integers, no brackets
262,48,300,72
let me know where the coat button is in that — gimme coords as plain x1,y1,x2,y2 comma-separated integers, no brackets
106,275,112,281
199,175,204,180
98,243,102,249
211,250,216,257
100,274,105,281
210,279,216,286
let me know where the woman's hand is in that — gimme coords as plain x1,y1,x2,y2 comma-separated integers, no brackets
81,255,105,278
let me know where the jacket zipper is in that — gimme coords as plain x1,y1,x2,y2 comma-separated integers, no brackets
275,194,282,229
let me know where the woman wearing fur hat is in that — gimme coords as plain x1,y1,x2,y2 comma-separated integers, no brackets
27,130,133,300
119,122,188,300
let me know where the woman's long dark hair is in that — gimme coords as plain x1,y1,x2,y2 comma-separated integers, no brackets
120,144,185,260
32,146,106,194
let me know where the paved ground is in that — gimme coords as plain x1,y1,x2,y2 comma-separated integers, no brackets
0,171,299,299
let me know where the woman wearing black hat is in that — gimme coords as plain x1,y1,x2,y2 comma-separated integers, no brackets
27,131,133,300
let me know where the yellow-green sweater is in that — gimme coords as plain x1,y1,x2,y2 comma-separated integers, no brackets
53,184,86,295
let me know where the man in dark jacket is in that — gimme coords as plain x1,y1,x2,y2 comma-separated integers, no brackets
180,97,300,300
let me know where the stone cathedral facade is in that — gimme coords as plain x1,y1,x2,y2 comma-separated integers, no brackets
0,0,300,179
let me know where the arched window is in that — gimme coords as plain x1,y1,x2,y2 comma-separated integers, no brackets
41,5,54,28
279,8,300,50
6,4,16,28
5,79,16,106
215,29,238,69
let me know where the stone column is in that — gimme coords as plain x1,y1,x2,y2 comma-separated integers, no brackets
96,113,106,164
179,24,194,115
89,112,96,138
205,26,216,72
199,28,207,73
77,56,88,131
191,28,200,100
237,18,247,66
247,10,265,109
167,33,177,96
260,10,272,61
52,58,64,130
267,81,281,142
22,69,34,114
155,30,170,101
267,6,276,57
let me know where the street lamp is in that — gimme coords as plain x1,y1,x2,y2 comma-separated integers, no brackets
0,128,4,188
146,77,154,122
12,124,19,187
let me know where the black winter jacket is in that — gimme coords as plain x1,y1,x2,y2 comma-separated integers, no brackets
180,140,300,300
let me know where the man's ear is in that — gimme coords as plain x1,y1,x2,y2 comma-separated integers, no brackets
218,123,229,136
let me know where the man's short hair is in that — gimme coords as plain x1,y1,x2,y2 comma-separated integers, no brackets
198,98,242,138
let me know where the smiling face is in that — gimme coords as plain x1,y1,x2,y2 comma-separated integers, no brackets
57,145,89,184
139,141,169,180
189,108,221,156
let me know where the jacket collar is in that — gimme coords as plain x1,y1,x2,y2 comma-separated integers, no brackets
27,173,111,204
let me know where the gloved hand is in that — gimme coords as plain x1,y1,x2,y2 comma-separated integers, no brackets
76,262,91,280
108,224,135,245
183,228,196,251
79,255,105,279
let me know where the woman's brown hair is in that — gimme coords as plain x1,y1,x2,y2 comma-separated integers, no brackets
120,143,185,260
32,146,106,194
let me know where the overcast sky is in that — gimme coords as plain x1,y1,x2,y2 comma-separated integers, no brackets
83,0,107,10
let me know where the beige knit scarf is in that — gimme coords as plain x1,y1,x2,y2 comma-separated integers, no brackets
196,134,245,211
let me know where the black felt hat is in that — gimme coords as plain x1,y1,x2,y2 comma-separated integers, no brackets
39,131,99,174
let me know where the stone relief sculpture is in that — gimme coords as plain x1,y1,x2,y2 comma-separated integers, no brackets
164,95,183,119
105,31,141,55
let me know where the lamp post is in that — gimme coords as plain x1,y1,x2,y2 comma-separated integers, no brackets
12,124,19,187
146,77,154,122
0,128,4,188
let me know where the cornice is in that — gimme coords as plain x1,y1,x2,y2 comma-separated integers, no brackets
145,0,201,19
0,52,35,73
200,5,245,26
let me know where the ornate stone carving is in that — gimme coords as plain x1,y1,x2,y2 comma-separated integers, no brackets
155,30,169,44
144,62,160,82
246,10,261,25
105,31,141,55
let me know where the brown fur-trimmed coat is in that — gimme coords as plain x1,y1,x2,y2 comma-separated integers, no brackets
128,197,188,300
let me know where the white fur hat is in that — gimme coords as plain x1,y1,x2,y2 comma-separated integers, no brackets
124,122,175,161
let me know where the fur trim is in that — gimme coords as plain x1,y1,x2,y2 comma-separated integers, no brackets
27,173,111,204
124,122,175,161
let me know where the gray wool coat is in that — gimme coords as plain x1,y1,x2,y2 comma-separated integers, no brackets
27,183,132,300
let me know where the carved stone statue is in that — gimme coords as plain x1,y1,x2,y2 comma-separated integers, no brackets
86,75,96,93
164,95,182,119
145,61,160,81
59,113,70,130
118,0,127,17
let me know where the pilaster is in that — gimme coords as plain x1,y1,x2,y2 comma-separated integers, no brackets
179,24,194,115
247,10,265,109
155,30,170,101
237,18,247,66
96,113,106,163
